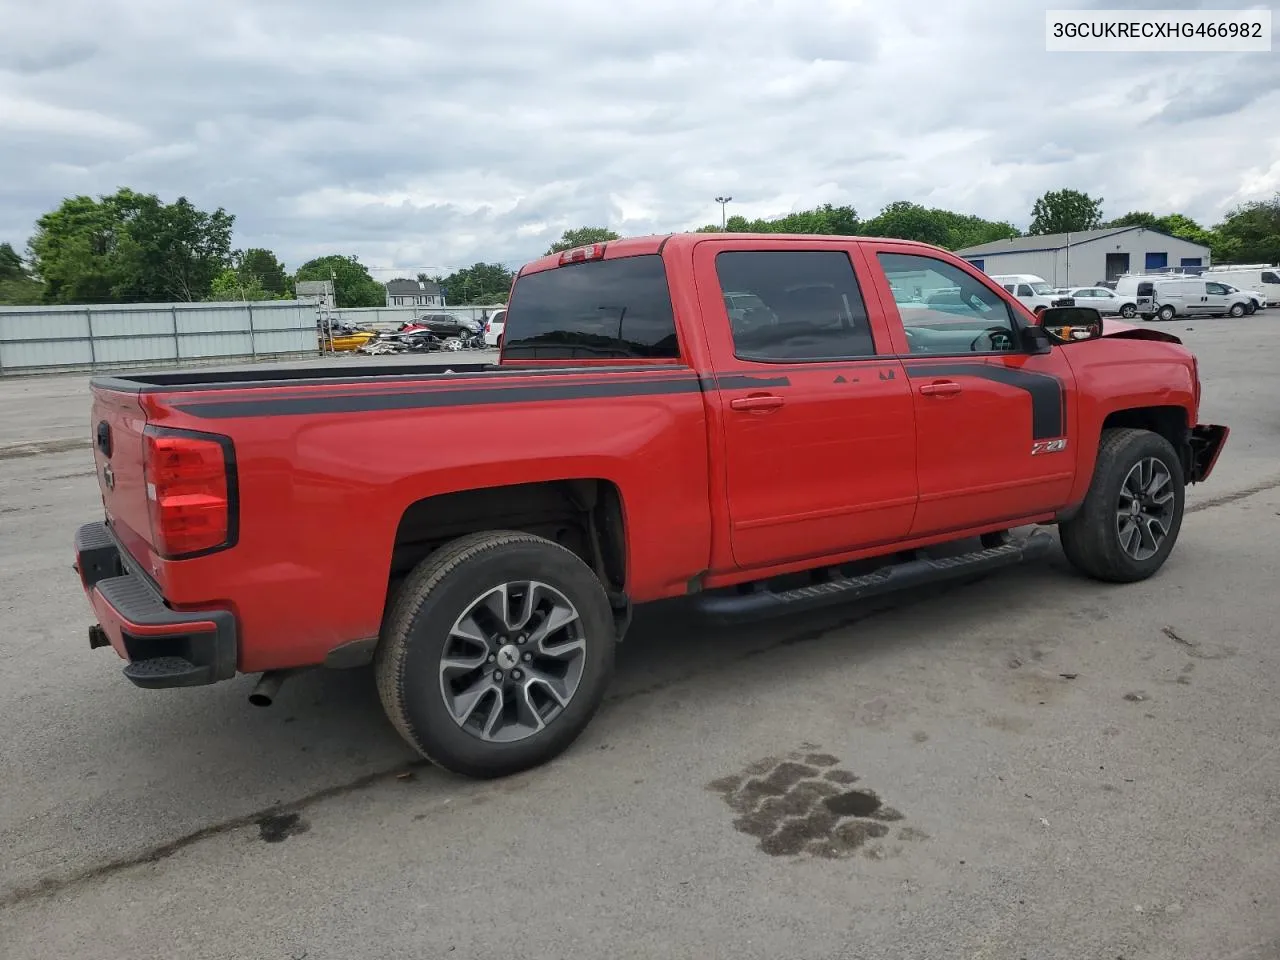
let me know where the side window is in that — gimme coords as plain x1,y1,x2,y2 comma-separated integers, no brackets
1262,271,1280,285
1001,284,1015,293
877,253,1018,355
1016,284,1034,297
1205,282,1227,295
713,250,877,361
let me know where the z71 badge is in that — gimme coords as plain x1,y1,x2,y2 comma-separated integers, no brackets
1031,438,1068,455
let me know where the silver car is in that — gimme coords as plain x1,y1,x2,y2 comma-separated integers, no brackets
1055,286,1137,319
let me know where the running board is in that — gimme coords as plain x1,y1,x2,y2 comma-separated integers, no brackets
693,530,1056,624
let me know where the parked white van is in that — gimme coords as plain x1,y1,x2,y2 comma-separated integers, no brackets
988,274,1057,313
1202,265,1278,308
1114,275,1255,321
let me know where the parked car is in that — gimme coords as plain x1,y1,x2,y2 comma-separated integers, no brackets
75,233,1228,780
989,274,1057,313
414,315,482,343
1052,286,1138,318
483,309,507,349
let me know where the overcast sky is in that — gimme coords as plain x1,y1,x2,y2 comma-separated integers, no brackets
1,0,1276,277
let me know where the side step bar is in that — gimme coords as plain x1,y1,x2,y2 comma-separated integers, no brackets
693,530,1056,624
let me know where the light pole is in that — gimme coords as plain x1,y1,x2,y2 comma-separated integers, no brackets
715,196,733,231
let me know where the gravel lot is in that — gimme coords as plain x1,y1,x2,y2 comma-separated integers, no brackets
1,324,1278,960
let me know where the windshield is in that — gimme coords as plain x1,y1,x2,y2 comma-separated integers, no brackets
1029,282,1053,295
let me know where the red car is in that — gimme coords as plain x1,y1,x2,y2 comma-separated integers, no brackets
75,233,1227,778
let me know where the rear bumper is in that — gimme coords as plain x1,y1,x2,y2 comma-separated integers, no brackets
74,522,238,689
1187,424,1229,483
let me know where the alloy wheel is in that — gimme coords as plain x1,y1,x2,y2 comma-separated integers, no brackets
438,581,587,743
1115,457,1176,561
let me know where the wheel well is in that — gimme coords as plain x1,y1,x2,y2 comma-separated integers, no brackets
1101,406,1190,470
388,479,627,598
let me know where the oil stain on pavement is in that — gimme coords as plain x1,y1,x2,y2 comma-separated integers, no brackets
256,812,310,843
707,749,917,859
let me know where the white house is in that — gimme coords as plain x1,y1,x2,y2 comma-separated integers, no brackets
385,278,445,309
956,227,1212,286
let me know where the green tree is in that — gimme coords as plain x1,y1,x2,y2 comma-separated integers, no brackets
295,254,385,307
693,203,860,236
0,242,44,304
28,189,234,303
861,201,951,246
430,263,514,305
545,226,620,255
1216,193,1280,264
237,248,288,294
207,267,274,302
1106,211,1161,229
857,202,1019,250
1028,189,1104,235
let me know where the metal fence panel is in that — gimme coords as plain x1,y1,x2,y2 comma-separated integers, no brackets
0,300,320,375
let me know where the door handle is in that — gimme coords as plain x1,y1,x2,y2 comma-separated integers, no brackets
730,394,785,412
919,380,962,397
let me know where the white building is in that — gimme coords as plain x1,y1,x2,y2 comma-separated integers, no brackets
957,227,1212,286
385,278,445,309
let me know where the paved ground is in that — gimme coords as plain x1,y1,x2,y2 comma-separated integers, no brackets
1,323,1278,959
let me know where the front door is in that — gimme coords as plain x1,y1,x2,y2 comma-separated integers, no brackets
863,246,1078,537
694,242,919,570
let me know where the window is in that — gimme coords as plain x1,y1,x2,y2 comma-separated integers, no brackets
1205,282,1229,295
502,254,680,360
1145,252,1168,270
877,252,1018,355
1262,272,1280,285
1017,284,1033,296
713,250,876,361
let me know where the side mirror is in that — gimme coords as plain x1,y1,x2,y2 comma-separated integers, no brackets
1039,306,1103,344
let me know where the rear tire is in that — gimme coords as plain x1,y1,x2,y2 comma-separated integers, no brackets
375,531,616,778
1119,303,1137,319
1059,428,1184,583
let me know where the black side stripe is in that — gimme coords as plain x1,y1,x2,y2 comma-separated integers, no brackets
904,363,1065,440
174,376,702,419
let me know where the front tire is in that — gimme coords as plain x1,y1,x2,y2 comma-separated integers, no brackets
1059,428,1185,583
1229,303,1246,318
376,531,616,778
1157,305,1176,321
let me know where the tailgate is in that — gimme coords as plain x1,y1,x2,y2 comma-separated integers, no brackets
90,384,152,563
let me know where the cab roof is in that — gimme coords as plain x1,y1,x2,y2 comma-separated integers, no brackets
517,233,948,276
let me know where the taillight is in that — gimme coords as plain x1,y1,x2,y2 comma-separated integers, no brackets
143,427,237,559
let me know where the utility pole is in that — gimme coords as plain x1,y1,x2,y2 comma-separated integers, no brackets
715,196,733,231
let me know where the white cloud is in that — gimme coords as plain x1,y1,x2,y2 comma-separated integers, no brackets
0,0,1275,276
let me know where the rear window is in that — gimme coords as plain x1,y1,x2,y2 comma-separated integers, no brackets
502,255,679,360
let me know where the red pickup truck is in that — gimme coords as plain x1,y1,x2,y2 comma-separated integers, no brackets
75,234,1228,778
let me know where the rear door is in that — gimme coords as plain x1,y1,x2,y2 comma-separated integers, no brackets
859,243,1078,536
693,240,918,570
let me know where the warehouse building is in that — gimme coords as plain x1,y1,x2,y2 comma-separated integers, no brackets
957,227,1212,286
